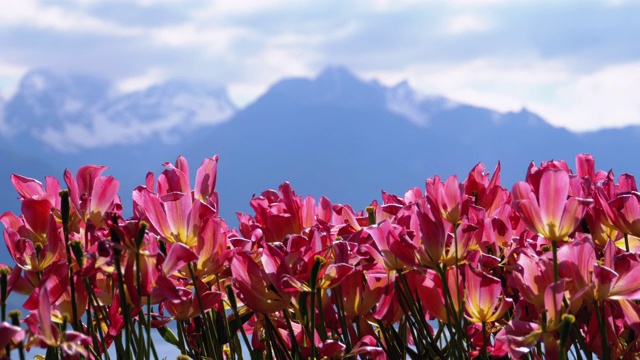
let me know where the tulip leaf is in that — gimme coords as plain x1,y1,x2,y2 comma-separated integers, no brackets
217,310,255,344
157,325,180,347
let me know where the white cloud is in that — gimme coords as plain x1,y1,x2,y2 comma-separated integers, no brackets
227,82,270,107
444,13,495,35
1,0,640,134
531,61,640,131
221,23,360,106
230,46,316,101
367,0,425,12
33,97,235,152
0,62,29,98
365,58,570,109
0,1,142,36
269,24,359,47
149,24,254,55
195,0,303,17
605,0,634,6
115,68,168,93
448,0,519,6
134,0,191,6
366,58,640,132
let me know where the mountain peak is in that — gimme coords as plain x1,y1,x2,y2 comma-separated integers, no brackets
20,68,57,93
316,66,359,83
2,68,236,152
19,69,109,99
257,66,386,111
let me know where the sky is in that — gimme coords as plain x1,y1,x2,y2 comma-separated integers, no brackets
1,0,640,132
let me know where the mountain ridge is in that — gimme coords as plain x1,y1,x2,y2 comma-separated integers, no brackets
0,69,236,153
1,66,639,231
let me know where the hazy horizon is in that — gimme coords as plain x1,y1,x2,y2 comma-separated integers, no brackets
1,1,640,132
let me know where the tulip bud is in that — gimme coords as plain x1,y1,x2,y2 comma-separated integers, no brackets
559,313,575,352
0,266,9,322
226,284,238,311
366,206,376,225
309,256,325,290
70,241,84,264
34,243,43,258
9,310,21,326
136,221,149,250
59,190,70,226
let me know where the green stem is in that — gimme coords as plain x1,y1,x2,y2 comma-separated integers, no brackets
482,321,489,360
9,311,26,360
137,307,158,360
316,290,327,342
594,301,611,360
1,269,8,322
176,320,188,356
264,316,293,360
84,278,112,360
226,285,253,354
136,253,144,360
282,309,302,359
332,286,352,351
110,222,131,358
625,233,630,252
552,240,559,283
187,263,219,359
396,272,445,358
60,190,80,332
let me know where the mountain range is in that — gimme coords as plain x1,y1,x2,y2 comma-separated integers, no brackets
2,66,640,242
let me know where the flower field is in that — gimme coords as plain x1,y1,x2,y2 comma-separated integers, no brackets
2,153,640,359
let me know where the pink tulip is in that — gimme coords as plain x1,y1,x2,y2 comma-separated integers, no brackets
508,248,556,307
464,266,512,324
24,286,91,357
157,156,192,195
598,190,640,237
513,168,592,241
414,267,463,324
593,240,640,301
557,234,596,305
194,155,220,210
229,251,290,314
134,188,214,247
499,280,567,358
162,286,222,321
415,197,449,268
365,220,418,270
10,174,61,208
0,321,25,355
426,174,473,225
463,162,509,215
575,153,608,186
64,165,121,227
2,212,61,273
340,269,387,318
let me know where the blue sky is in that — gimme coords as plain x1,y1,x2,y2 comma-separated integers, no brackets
1,0,639,132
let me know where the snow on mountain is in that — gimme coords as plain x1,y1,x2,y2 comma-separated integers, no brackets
260,66,462,127
0,97,5,134
101,80,235,127
0,66,550,155
5,65,636,227
0,69,108,136
385,80,459,126
1,70,236,152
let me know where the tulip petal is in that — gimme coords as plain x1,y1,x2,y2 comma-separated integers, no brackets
195,155,218,204
538,169,569,239
89,176,119,219
10,174,45,199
